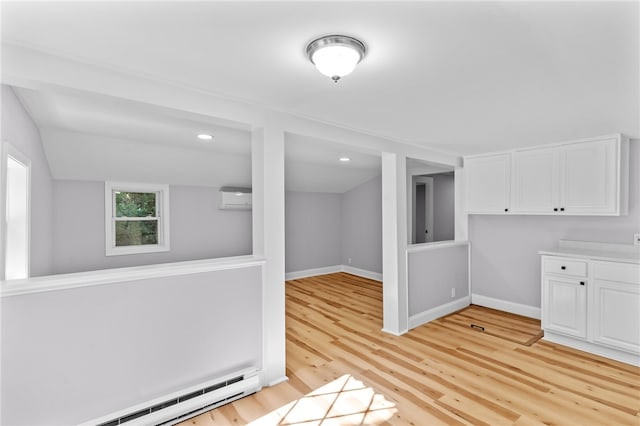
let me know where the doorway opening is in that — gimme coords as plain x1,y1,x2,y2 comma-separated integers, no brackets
407,158,455,245
3,145,31,280
413,176,433,244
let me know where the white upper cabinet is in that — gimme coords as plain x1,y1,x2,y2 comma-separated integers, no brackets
464,153,510,214
511,147,560,213
562,138,619,214
465,134,629,216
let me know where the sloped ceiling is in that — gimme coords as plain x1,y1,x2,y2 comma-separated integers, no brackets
13,87,381,192
2,2,638,192
3,1,637,155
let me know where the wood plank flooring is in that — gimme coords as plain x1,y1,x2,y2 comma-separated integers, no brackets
441,305,544,346
181,272,640,425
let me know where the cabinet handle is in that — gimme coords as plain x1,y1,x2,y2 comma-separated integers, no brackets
504,208,509,212
561,266,566,270
553,208,558,212
560,207,565,212
579,281,585,285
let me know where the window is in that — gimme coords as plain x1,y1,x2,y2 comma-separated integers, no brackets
105,182,170,256
3,144,31,280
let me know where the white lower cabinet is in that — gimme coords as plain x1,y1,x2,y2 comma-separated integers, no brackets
543,275,587,338
541,254,640,365
591,263,640,354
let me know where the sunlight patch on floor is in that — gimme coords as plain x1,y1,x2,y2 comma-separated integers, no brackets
248,375,396,425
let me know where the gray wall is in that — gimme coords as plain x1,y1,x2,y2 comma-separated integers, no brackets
284,176,383,275
1,265,263,425
408,243,469,316
1,85,54,277
469,140,640,308
433,173,455,242
341,175,382,273
52,181,252,274
285,191,342,273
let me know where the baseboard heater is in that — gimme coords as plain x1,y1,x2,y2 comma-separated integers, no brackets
80,367,261,426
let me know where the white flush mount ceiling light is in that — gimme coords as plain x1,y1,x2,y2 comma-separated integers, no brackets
339,157,351,162
197,134,213,140
306,35,367,83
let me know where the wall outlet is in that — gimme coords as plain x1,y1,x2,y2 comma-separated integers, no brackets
451,288,456,298
635,234,640,246
348,258,352,264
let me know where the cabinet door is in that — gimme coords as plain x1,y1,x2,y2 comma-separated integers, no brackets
543,275,587,338
511,147,560,213
591,279,640,354
562,138,618,214
464,153,510,214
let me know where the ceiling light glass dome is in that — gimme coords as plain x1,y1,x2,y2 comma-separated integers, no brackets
306,35,367,82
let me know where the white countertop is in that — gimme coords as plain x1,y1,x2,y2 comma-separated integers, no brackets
539,240,640,264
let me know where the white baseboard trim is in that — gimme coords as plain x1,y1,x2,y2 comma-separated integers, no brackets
408,296,470,330
285,265,342,281
264,375,289,387
342,265,382,282
544,331,640,366
471,293,541,319
285,265,382,282
380,327,407,336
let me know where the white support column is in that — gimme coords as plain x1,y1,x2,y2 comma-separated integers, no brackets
454,167,468,241
381,152,409,335
251,120,286,386
252,129,265,257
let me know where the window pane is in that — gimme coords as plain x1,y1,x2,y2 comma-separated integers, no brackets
115,220,158,246
115,192,156,217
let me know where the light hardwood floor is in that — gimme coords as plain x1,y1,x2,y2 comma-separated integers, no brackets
182,272,640,425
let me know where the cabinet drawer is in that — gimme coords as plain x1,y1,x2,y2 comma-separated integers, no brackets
543,257,588,277
593,262,640,284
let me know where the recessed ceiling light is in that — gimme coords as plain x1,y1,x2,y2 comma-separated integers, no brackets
197,134,213,140
339,157,351,162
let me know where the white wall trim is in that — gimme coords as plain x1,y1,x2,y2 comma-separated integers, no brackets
342,265,382,282
408,296,470,330
284,265,383,282
264,375,289,387
380,327,406,336
544,331,639,366
1,255,265,297
285,266,343,281
471,293,541,319
406,240,469,253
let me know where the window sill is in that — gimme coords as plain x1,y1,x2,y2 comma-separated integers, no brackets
105,244,170,256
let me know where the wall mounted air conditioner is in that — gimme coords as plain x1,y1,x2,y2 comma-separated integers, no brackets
219,186,252,210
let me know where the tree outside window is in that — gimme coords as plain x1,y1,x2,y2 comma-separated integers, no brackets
105,182,170,256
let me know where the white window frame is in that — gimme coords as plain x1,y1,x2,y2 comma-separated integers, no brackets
105,182,170,256
1,143,31,280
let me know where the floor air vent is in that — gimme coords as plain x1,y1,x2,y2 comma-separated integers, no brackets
82,368,260,426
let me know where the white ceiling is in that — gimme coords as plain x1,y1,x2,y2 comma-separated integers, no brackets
12,87,381,191
14,88,252,155
3,1,637,155
285,133,380,193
